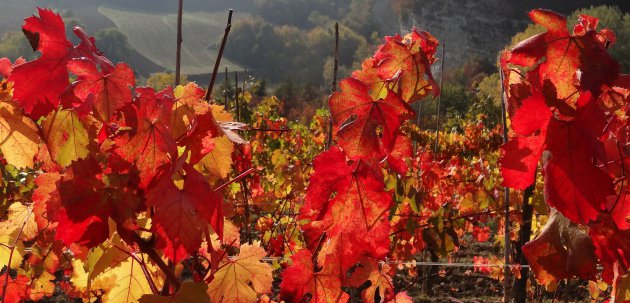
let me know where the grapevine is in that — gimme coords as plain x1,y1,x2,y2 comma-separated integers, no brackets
0,6,628,303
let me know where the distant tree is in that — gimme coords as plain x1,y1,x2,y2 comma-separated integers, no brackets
273,80,295,102
146,72,188,91
60,10,84,45
343,0,378,37
94,28,133,64
476,73,501,108
228,16,371,87
0,32,37,61
569,5,630,72
253,0,349,28
390,0,415,21
473,72,502,125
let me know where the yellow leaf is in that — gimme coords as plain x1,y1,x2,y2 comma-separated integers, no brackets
85,238,130,288
210,104,233,123
0,202,37,241
207,105,235,175
139,282,210,303
197,136,234,179
29,271,55,301
0,229,24,269
0,202,34,269
86,236,164,303
207,241,273,303
71,259,96,294
271,149,288,170
104,257,162,303
42,109,90,167
0,101,40,168
73,244,164,303
170,83,206,140
223,219,241,247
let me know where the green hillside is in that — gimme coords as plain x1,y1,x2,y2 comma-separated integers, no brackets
98,6,244,75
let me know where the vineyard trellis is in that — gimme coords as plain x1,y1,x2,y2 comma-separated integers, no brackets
0,4,628,303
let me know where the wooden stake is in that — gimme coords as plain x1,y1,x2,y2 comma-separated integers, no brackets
175,0,183,86
235,71,239,121
433,41,446,156
224,67,229,108
204,9,233,101
326,22,339,150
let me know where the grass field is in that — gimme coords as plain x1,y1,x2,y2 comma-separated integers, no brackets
98,6,244,75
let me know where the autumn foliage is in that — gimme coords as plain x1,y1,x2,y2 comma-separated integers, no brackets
501,9,630,301
0,6,629,303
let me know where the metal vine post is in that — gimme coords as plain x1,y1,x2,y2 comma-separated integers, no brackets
499,69,512,302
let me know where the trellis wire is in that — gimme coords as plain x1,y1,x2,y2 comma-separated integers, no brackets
232,256,531,268
230,257,605,270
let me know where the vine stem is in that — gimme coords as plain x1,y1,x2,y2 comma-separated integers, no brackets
204,9,234,101
129,252,159,294
213,167,254,192
1,207,32,303
610,141,626,212
512,174,536,303
118,228,181,291
241,178,252,245
325,22,339,150
175,0,183,86
499,68,512,302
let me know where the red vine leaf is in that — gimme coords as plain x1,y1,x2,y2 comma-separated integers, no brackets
146,164,223,262
329,78,413,162
589,215,630,283
500,92,551,189
301,147,391,271
374,29,440,102
8,8,72,119
0,273,29,303
114,87,177,188
207,242,272,303
279,249,349,303
48,158,111,248
67,59,135,122
543,93,614,224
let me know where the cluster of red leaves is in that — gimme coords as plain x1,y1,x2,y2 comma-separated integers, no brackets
387,149,505,264
279,28,440,303
17,8,227,261
500,9,630,299
0,8,243,302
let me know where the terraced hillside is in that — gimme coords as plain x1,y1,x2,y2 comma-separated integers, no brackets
99,6,244,75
